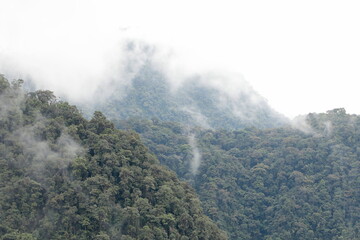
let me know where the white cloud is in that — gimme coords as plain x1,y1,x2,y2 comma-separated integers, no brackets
1,0,360,118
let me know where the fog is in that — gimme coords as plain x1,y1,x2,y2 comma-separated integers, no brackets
188,134,201,175
15,120,83,176
0,79,84,183
1,0,360,118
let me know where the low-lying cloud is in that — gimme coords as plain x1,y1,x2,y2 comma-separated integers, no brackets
15,121,83,174
0,81,83,183
188,134,201,175
0,0,279,120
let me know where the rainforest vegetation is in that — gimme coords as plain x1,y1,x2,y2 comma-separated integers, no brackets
0,76,226,240
1,74,360,240
117,109,360,239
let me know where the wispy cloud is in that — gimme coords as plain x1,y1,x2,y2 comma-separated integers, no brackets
188,134,201,175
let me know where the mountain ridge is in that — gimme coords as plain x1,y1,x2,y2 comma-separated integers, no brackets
0,75,227,240
80,63,288,130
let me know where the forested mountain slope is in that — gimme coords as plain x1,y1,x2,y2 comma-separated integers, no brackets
0,76,226,240
82,63,287,129
117,109,360,240
4,72,359,240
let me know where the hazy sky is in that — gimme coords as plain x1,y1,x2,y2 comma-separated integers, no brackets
1,0,360,118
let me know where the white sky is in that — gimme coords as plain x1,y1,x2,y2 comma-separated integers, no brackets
1,0,360,118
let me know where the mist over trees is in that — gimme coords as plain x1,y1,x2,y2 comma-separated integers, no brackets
80,62,287,130
1,1,360,240
0,75,226,240
117,110,360,239
1,73,360,240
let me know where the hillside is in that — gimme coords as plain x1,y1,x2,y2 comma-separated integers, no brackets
117,109,360,239
3,73,360,240
82,63,287,130
0,76,226,240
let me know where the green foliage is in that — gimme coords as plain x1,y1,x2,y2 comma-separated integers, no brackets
0,76,226,240
118,111,360,239
4,72,359,240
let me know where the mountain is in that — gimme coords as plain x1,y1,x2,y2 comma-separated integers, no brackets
82,62,287,130
117,109,360,239
0,75,227,240
4,69,360,240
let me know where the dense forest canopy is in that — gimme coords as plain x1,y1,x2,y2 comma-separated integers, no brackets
0,75,226,240
117,109,360,239
2,73,360,240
